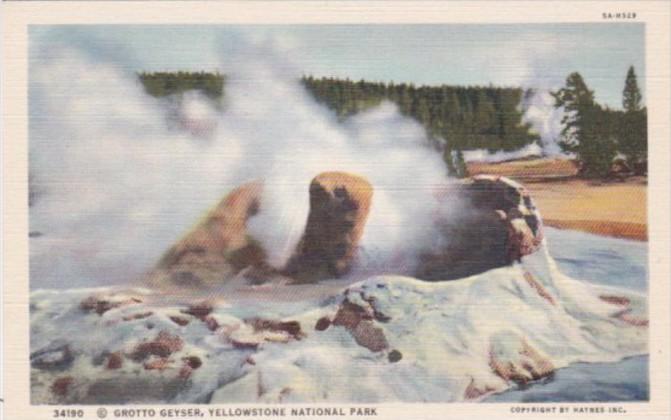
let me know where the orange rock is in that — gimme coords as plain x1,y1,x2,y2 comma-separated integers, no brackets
284,172,373,283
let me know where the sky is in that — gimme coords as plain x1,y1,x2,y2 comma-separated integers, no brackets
30,23,645,108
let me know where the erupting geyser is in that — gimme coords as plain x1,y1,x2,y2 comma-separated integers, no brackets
28,38,648,406
147,172,543,288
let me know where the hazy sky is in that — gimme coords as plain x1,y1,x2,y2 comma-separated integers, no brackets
31,23,645,108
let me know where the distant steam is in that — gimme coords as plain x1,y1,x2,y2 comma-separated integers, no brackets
521,88,566,157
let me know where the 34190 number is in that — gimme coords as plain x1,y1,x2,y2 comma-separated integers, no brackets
53,409,84,418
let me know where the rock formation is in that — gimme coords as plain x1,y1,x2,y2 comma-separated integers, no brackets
29,170,649,404
148,173,547,287
283,172,373,283
147,181,265,288
30,228,648,404
416,175,544,281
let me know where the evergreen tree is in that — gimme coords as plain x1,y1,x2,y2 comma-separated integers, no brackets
619,66,647,172
139,72,544,176
554,72,615,178
622,66,642,112
553,72,595,151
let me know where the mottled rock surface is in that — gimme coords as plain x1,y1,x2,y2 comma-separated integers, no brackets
417,175,544,281
284,172,373,283
148,181,265,288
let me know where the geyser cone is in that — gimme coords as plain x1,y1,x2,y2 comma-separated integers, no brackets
147,181,265,288
283,171,373,283
416,175,544,281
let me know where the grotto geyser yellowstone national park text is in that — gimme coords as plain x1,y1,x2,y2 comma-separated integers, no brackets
28,25,649,404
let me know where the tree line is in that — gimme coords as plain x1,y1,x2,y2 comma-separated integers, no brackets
138,71,225,100
301,76,538,154
554,66,647,177
137,68,647,179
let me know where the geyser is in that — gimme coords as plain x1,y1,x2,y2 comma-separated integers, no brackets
30,39,453,290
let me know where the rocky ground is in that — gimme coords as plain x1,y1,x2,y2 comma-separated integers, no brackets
29,174,648,404
30,243,647,404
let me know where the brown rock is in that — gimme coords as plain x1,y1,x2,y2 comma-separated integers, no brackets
106,352,123,370
488,333,554,385
599,295,631,306
417,175,544,281
246,318,304,340
351,320,389,353
332,300,374,330
182,355,202,369
131,331,184,361
613,309,649,327
315,317,331,331
182,302,213,320
231,340,260,350
284,172,373,283
51,376,74,397
523,272,555,305
122,312,153,322
80,295,142,316
169,316,191,326
331,297,389,353
148,181,266,288
203,316,220,332
143,357,173,371
388,349,403,363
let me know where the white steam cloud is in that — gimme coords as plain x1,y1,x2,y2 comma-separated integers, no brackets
462,143,543,163
521,89,566,157
30,40,451,289
463,87,569,163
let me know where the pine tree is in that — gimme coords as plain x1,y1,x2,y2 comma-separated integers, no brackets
622,66,642,112
553,72,595,151
554,72,615,178
619,66,647,173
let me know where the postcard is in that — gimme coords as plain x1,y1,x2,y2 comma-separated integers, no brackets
2,1,670,419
